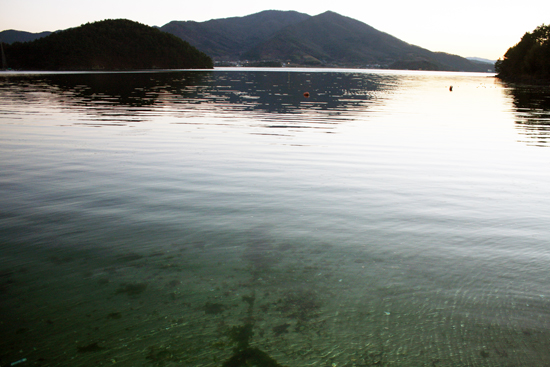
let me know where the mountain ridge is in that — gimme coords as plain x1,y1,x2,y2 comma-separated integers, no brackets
243,11,427,65
160,10,492,71
160,10,310,60
2,11,494,72
0,29,53,44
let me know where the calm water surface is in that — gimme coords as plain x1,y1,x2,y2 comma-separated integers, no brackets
1,68,550,366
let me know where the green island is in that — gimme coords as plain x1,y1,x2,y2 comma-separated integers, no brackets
496,24,550,84
2,19,213,70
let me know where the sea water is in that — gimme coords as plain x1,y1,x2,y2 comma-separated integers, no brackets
1,68,550,366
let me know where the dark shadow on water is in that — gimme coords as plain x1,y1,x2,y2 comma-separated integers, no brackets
506,83,550,147
0,71,212,107
222,348,284,367
222,293,286,367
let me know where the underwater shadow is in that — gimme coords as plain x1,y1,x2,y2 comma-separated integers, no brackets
222,293,286,367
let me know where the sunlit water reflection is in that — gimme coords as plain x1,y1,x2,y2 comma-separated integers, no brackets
1,68,550,366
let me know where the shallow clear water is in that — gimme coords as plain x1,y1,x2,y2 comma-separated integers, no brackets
1,68,550,366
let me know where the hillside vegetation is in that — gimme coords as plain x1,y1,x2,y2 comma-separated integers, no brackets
496,24,550,83
4,19,213,70
2,11,495,72
161,10,310,60
161,10,493,72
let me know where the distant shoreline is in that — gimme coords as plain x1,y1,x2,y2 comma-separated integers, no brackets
0,67,498,76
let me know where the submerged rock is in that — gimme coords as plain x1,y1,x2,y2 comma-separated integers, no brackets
77,342,105,353
203,302,226,315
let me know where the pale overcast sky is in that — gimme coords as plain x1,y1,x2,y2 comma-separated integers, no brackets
1,0,548,60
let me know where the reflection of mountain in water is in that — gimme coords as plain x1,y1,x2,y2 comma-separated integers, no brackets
199,71,399,117
507,85,550,147
0,71,211,107
0,70,399,129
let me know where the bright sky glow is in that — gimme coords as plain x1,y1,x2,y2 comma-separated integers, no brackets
1,0,548,60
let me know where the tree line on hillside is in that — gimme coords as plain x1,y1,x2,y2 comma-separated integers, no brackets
2,19,213,71
160,10,493,72
2,12,496,72
496,24,550,83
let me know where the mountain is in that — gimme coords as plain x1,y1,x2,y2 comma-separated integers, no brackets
160,10,310,60
3,19,213,70
242,11,490,71
161,10,492,72
2,11,494,72
429,52,494,72
244,11,434,67
0,30,52,44
467,57,496,64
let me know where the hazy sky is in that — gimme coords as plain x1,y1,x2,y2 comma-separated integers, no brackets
1,0,548,60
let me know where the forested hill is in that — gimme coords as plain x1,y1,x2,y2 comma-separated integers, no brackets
2,12,494,72
161,10,493,72
496,24,550,83
160,10,310,60
3,19,213,71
